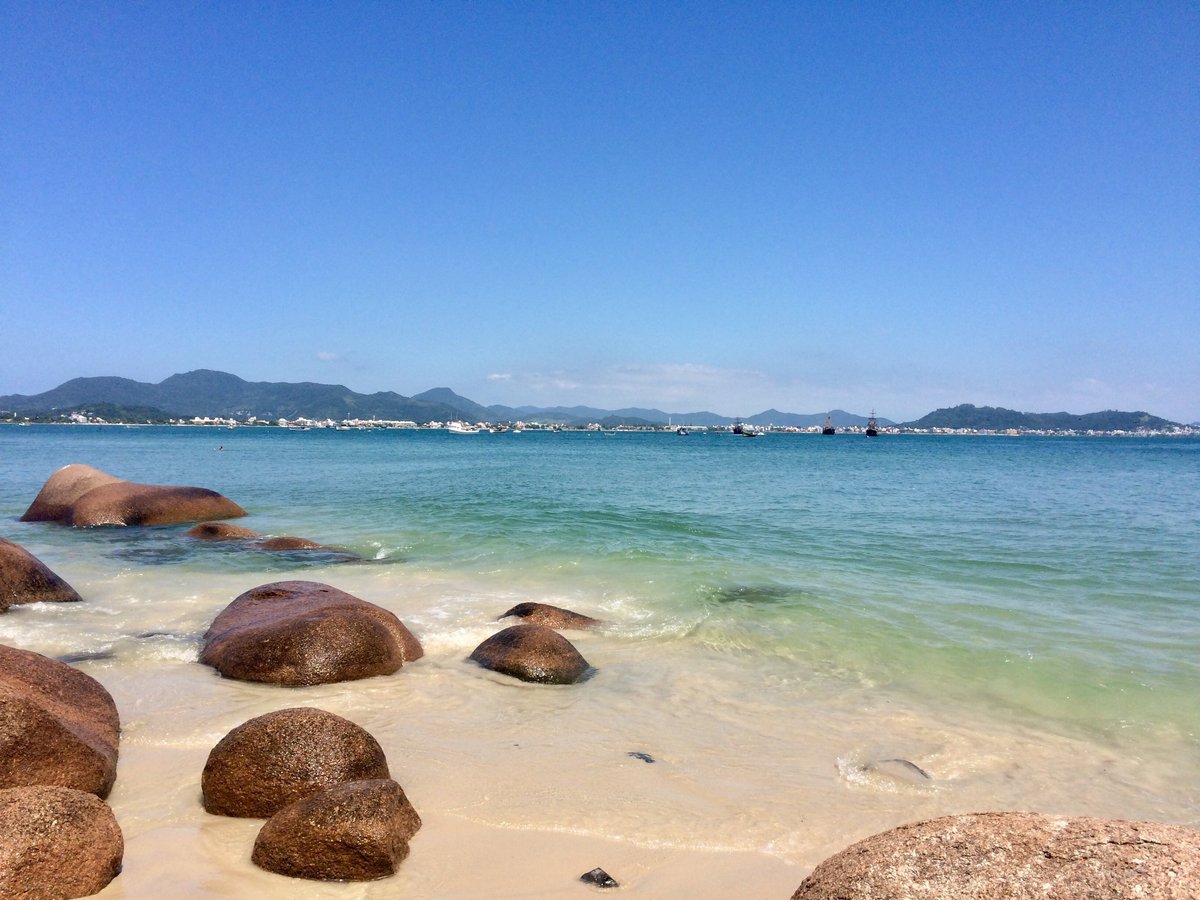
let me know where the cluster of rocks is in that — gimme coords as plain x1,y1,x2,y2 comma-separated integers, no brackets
0,644,124,898
4,463,1199,896
202,707,421,881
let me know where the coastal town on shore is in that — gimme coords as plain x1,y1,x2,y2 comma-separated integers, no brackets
2,411,1196,438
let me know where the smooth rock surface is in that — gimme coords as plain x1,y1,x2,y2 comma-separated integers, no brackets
468,624,592,684
202,707,391,818
791,811,1200,899
186,522,261,541
0,644,120,797
199,580,422,685
0,785,123,899
252,778,421,881
20,463,246,527
498,601,603,630
0,537,82,610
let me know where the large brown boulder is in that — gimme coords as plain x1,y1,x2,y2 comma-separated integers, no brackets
0,785,123,898
0,537,82,610
199,581,422,686
20,463,246,527
18,465,122,524
499,601,603,630
468,624,592,684
202,707,391,818
0,644,120,798
252,779,421,881
791,811,1200,899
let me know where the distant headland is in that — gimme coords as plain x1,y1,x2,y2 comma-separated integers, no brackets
0,370,1191,435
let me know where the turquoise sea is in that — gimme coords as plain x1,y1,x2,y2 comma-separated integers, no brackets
2,425,1198,896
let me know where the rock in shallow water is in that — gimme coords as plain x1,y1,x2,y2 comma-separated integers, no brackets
202,707,391,818
252,778,421,881
0,537,82,610
0,785,123,898
791,811,1200,899
199,580,422,685
498,601,603,630
20,463,246,527
468,624,592,684
0,644,120,798
579,867,619,888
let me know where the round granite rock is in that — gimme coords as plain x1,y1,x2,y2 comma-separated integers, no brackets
0,785,123,899
252,778,421,881
791,811,1200,899
199,580,422,685
202,707,391,818
0,537,82,610
468,623,592,684
498,601,603,630
0,644,120,798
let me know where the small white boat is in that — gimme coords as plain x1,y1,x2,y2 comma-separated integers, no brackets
447,421,487,434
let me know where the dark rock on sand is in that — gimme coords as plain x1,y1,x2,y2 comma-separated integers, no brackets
627,752,655,764
202,707,391,818
0,537,82,610
0,785,123,899
21,463,246,527
0,644,120,798
580,867,619,888
252,778,421,881
468,624,592,684
199,580,422,686
499,601,603,630
791,811,1200,899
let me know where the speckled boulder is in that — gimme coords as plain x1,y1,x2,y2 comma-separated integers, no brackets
469,624,592,684
498,601,603,630
199,580,422,685
252,779,421,881
0,644,120,798
791,811,1200,899
202,707,391,818
0,537,82,610
21,463,246,527
0,785,123,898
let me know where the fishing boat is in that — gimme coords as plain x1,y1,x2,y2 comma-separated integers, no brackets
732,420,761,437
447,421,486,435
865,411,879,437
822,415,836,435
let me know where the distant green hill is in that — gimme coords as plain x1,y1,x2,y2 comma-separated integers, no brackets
906,404,1179,431
0,370,461,423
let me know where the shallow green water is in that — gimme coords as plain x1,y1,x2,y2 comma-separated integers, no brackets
2,425,1198,748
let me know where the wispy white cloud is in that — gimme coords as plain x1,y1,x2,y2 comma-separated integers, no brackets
316,351,340,362
486,372,512,381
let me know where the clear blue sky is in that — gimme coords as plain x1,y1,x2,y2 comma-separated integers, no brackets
3,2,1197,421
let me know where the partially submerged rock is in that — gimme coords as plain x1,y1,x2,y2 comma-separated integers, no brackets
199,580,422,685
202,707,391,818
0,785,123,899
21,464,246,527
498,601,603,630
469,624,592,684
252,778,421,881
791,811,1200,899
0,644,120,798
186,522,260,541
186,523,344,554
0,537,82,610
